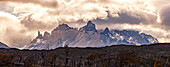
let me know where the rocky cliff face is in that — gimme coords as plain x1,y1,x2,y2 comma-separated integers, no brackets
27,21,159,49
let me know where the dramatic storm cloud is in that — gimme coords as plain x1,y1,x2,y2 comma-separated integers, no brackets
0,0,170,48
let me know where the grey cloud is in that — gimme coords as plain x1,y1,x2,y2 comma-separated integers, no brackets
92,11,157,25
8,0,158,25
151,0,170,9
0,11,34,48
0,0,58,8
160,6,170,26
93,12,142,24
20,13,58,31
3,27,32,48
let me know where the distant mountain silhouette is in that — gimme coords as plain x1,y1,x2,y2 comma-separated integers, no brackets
27,21,159,49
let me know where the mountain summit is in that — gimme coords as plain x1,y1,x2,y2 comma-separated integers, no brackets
100,27,112,36
79,21,98,33
55,24,74,30
27,21,159,49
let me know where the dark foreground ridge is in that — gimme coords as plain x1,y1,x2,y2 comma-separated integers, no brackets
0,43,169,67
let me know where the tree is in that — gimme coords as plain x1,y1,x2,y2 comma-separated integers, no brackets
18,54,23,63
49,51,58,67
154,59,163,67
114,50,138,67
39,52,46,66
77,56,83,67
23,56,37,67
0,54,13,66
64,44,70,67
86,53,107,67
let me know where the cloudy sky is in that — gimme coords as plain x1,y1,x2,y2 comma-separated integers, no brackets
0,0,170,48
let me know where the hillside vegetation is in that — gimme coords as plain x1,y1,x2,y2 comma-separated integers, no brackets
0,43,169,67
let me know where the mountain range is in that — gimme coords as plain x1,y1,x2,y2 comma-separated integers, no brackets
26,21,159,49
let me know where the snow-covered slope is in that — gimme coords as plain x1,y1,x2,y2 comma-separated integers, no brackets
112,30,159,45
100,28,133,46
26,21,159,49
0,42,9,48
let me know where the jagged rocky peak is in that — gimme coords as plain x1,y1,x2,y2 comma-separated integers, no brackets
100,27,112,35
44,31,50,36
104,27,109,33
37,31,43,39
55,24,73,30
87,21,94,26
43,31,51,40
80,21,98,32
